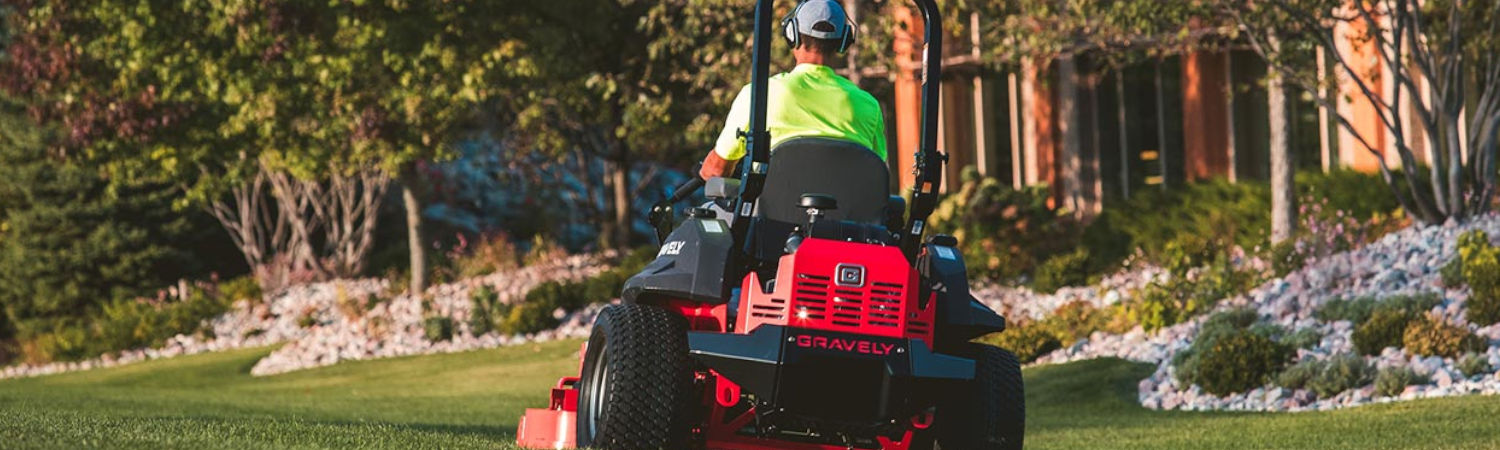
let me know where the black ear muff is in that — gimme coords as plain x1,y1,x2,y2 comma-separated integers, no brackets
838,20,856,54
781,2,803,48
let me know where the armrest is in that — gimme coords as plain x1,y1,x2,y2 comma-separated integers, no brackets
885,195,907,232
705,177,742,200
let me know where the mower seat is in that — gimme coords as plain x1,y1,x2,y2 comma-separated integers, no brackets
746,137,894,262
758,137,890,224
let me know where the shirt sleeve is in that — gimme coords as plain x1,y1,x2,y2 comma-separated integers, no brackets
713,85,753,161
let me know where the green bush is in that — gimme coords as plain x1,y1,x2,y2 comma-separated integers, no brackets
1082,179,1268,270
1032,248,1090,294
297,313,318,329
1126,262,1258,333
1269,240,1306,278
984,323,1062,364
1275,359,1319,390
1318,293,1439,325
1316,297,1377,324
1162,234,1224,277
1440,257,1465,288
1283,327,1323,350
1401,315,1485,358
452,233,521,278
927,171,1077,282
17,287,233,364
1175,308,1293,394
1375,365,1427,397
1457,353,1492,378
1458,230,1500,326
1379,293,1442,316
218,276,263,304
423,316,454,342
499,300,561,336
1294,169,1401,221
468,285,507,336
1192,330,1292,395
1129,282,1190,333
1040,301,1113,343
1305,354,1376,398
1353,309,1418,356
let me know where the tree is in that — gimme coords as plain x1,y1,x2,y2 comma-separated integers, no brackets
503,0,755,249
1221,0,1500,224
0,1,533,294
0,97,189,342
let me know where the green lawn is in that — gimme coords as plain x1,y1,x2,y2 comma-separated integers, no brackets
1,340,1498,449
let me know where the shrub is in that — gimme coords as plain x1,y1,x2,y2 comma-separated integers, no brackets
1319,293,1438,325
218,276,263,304
468,285,507,336
423,316,454,342
1305,355,1376,398
1375,366,1427,397
984,323,1062,364
499,300,561,335
1032,248,1090,294
1316,296,1377,324
927,172,1076,282
1379,293,1442,316
1440,257,1465,288
1353,309,1418,356
1294,169,1400,221
1192,330,1292,395
522,235,569,267
1401,315,1485,358
1162,234,1223,277
297,313,318,329
1175,308,1281,389
452,232,520,278
1128,282,1190,333
1458,230,1500,326
1275,359,1319,390
1126,262,1257,333
1269,240,1306,278
1283,327,1323,350
1457,353,1492,378
1040,301,1113,344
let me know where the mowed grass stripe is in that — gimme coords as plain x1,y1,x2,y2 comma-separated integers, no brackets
2,340,1499,449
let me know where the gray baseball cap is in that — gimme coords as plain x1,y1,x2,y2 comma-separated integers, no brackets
792,0,850,40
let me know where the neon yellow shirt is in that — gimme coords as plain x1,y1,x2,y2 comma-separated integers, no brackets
713,64,886,161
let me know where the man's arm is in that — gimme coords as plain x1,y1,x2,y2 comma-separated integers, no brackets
700,151,736,180
699,85,753,180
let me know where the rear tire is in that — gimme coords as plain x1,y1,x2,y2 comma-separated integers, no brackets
935,346,1024,450
575,304,695,449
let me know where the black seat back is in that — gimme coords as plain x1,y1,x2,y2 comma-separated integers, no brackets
759,137,890,224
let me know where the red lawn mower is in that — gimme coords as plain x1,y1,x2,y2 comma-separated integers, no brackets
517,1,1022,448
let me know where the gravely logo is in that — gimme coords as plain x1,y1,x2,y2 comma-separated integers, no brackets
794,335,897,355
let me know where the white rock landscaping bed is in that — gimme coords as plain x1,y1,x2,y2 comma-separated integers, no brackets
1024,214,1500,412
1,253,614,380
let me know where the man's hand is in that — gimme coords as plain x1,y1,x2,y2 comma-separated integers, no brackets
700,151,736,180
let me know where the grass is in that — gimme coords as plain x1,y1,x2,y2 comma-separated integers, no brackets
2,340,1499,449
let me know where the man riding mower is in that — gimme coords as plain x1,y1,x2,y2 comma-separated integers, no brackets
517,1,1024,449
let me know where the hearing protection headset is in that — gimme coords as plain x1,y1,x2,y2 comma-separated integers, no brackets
780,1,857,54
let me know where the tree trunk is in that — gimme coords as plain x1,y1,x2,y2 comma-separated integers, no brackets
1268,34,1297,244
400,169,427,296
610,152,632,250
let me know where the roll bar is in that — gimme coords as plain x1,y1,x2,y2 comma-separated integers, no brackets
724,0,945,293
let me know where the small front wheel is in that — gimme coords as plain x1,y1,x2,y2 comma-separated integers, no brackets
574,304,696,449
